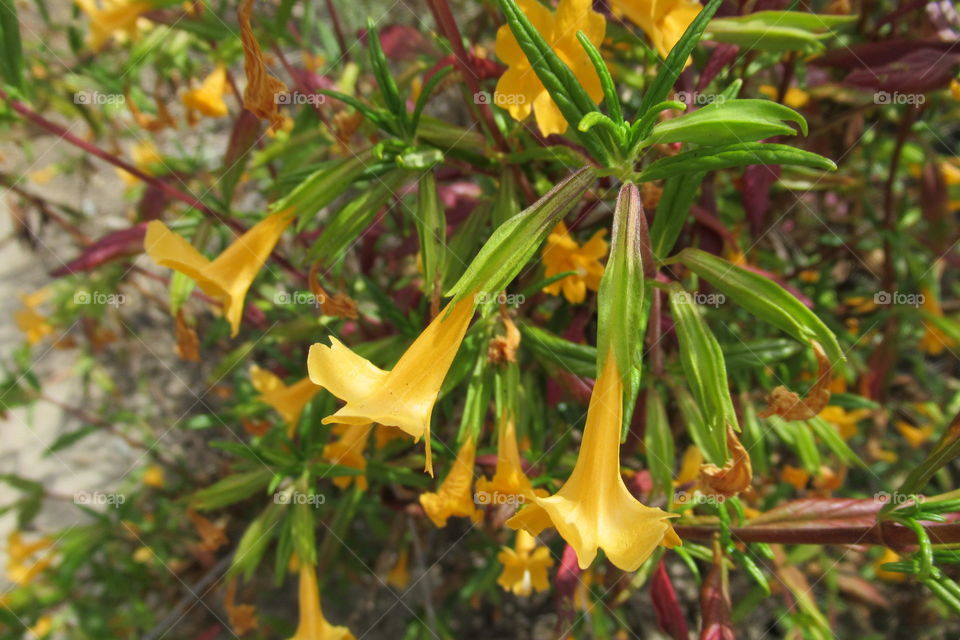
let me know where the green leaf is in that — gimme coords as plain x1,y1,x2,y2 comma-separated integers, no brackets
576,30,622,125
646,99,807,147
0,0,24,90
519,323,597,379
740,396,768,474
366,18,408,136
272,150,374,231
308,170,413,264
705,11,855,54
808,416,866,469
290,482,317,566
415,171,447,296
644,386,674,498
639,142,836,182
893,412,960,501
648,171,704,260
634,0,724,141
722,338,803,369
230,502,283,580
678,248,844,368
446,167,594,301
667,282,737,462
192,468,273,510
411,66,455,136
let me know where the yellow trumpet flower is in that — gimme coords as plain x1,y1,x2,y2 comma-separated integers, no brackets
497,530,554,596
419,434,483,527
290,565,355,640
249,365,321,437
323,424,373,490
507,353,680,571
608,0,702,60
183,65,229,118
75,0,152,52
308,295,476,476
494,0,606,137
145,210,293,337
476,410,546,501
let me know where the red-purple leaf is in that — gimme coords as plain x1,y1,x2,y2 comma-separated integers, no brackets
813,39,957,70
843,49,960,93
741,163,780,238
652,559,689,640
50,224,147,277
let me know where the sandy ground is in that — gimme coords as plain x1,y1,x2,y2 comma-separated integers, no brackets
0,131,144,588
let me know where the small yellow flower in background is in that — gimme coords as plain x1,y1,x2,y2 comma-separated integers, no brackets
75,0,152,52
507,352,679,571
6,532,55,585
117,139,163,186
28,166,56,184
758,85,810,109
249,365,322,437
182,65,230,118
674,444,702,487
874,548,906,582
145,209,294,337
818,405,871,440
419,434,483,527
308,295,476,476
542,222,608,304
951,78,960,101
290,565,355,640
919,287,956,355
132,546,153,564
15,290,54,346
143,464,165,488
324,424,373,490
780,464,809,490
239,0,288,132
475,409,546,501
28,615,53,638
497,530,553,596
385,549,410,589
494,0,606,137
609,0,702,59
894,420,934,449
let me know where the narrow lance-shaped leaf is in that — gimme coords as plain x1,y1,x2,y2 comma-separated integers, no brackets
366,18,408,136
0,0,24,90
271,149,374,231
705,11,856,54
649,171,704,260
672,385,725,466
446,167,594,301
309,170,413,264
415,171,447,297
645,99,807,147
678,248,844,368
639,142,836,182
667,283,736,462
576,30,622,125
645,386,674,499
